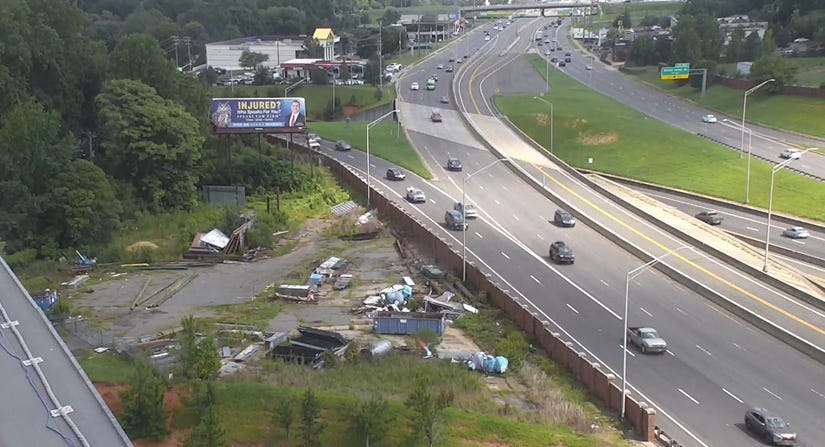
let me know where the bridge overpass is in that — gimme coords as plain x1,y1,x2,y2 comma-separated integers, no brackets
459,1,600,15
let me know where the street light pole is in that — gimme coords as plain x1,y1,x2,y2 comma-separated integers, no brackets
763,148,816,272
622,245,692,419
740,78,774,159
366,109,400,207
724,119,755,203
533,96,554,154
462,158,508,281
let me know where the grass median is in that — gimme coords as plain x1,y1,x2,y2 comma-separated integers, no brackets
309,120,432,179
493,54,825,222
621,66,825,139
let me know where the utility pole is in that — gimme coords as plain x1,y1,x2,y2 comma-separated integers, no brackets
171,36,181,68
378,20,383,89
184,37,193,71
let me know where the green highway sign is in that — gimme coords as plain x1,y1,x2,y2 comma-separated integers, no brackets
660,66,690,80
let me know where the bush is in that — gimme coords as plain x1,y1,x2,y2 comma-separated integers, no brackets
246,221,273,248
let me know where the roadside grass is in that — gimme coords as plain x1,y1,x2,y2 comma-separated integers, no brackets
80,352,136,384
309,120,433,179
718,57,825,88
212,84,396,120
621,65,825,139
493,55,825,222
587,1,683,28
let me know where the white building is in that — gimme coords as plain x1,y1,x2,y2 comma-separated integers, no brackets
312,28,340,61
717,15,768,45
206,36,307,71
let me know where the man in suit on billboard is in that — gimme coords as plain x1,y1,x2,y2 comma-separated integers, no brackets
283,99,305,129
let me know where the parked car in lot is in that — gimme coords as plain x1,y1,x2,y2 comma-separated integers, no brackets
307,133,321,149
446,157,463,172
744,408,797,445
780,148,801,159
549,241,574,264
431,111,442,122
334,140,352,151
782,226,810,239
553,209,576,227
405,186,426,203
626,327,667,354
702,114,718,123
695,210,723,225
386,168,406,181
454,202,478,219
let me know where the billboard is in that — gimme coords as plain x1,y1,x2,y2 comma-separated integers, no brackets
210,97,306,134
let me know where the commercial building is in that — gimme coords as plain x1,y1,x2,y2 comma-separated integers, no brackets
398,14,460,45
206,35,307,71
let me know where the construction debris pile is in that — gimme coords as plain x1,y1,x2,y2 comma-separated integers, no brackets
275,257,351,304
270,326,349,369
187,217,260,260
465,351,509,375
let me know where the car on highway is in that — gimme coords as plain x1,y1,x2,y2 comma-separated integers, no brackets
307,133,321,149
585,64,593,70
780,148,801,159
445,65,454,72
436,63,444,70
410,82,420,91
558,61,566,67
695,210,723,225
557,46,562,50
550,57,558,63
550,47,555,52
446,157,463,172
544,49,551,56
445,209,468,231
782,226,810,239
430,111,442,122
744,408,797,445
564,56,571,63
626,327,667,354
405,186,426,203
553,209,576,227
702,114,718,123
426,78,436,90
440,95,449,104
485,35,491,41
549,241,575,264
454,202,478,219
456,58,463,64
538,41,543,46
386,168,406,181
334,140,352,151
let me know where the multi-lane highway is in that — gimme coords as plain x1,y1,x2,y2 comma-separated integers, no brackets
319,16,825,447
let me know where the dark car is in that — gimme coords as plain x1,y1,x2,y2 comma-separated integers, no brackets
334,140,352,151
558,61,566,67
550,241,575,264
564,56,571,63
446,157,463,172
557,46,562,50
386,168,406,181
431,111,443,122
553,209,576,227
695,210,723,225
744,408,797,445
551,57,558,63
445,65,454,72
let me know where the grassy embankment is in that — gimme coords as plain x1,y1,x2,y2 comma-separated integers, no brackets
494,54,825,222
585,1,683,29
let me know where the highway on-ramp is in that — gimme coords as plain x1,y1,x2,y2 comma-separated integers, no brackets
333,17,825,447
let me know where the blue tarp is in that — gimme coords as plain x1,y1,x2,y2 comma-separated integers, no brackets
466,351,508,374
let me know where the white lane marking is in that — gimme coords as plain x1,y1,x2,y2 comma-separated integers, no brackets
620,346,636,357
732,342,746,351
494,199,501,205
430,199,437,204
538,214,545,221
640,307,653,317
566,303,580,314
763,387,783,400
536,233,545,240
347,154,355,159
746,226,759,232
722,388,743,403
678,388,700,405
666,350,675,356
530,275,542,285
792,240,806,245
695,345,712,356
675,307,687,316
513,214,520,221
475,232,483,239
501,252,510,260
370,163,377,168
501,185,507,190
600,279,609,287
478,184,484,190
811,388,825,399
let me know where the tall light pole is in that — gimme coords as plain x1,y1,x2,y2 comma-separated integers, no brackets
366,109,400,207
533,96,554,154
763,147,817,272
724,119,754,203
740,78,774,159
462,158,509,281
622,245,692,419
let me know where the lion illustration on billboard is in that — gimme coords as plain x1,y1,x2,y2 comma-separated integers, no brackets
212,102,233,128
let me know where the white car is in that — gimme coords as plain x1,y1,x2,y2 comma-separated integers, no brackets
782,226,810,239
702,114,718,123
485,35,491,41
307,133,321,149
406,186,426,203
780,148,801,159
585,64,593,70
410,82,420,91
454,202,478,219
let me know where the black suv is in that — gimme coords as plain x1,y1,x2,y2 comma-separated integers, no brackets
550,241,575,264
744,408,796,445
695,210,723,225
386,168,406,181
334,140,352,151
553,209,576,227
446,157,463,172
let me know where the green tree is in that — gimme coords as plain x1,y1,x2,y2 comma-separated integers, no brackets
671,16,701,64
750,54,796,89
239,51,270,70
110,34,179,100
193,334,221,381
184,404,227,447
96,79,204,211
300,389,326,447
628,35,658,65
406,373,448,447
272,391,297,440
743,31,762,61
697,15,722,61
381,8,401,26
761,28,777,56
177,315,199,379
119,359,169,441
176,316,220,381
350,395,391,447
725,27,745,62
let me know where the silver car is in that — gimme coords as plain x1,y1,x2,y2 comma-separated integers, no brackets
454,202,478,218
405,186,426,203
782,227,810,239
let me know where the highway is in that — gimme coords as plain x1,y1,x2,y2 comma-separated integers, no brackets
325,16,825,447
